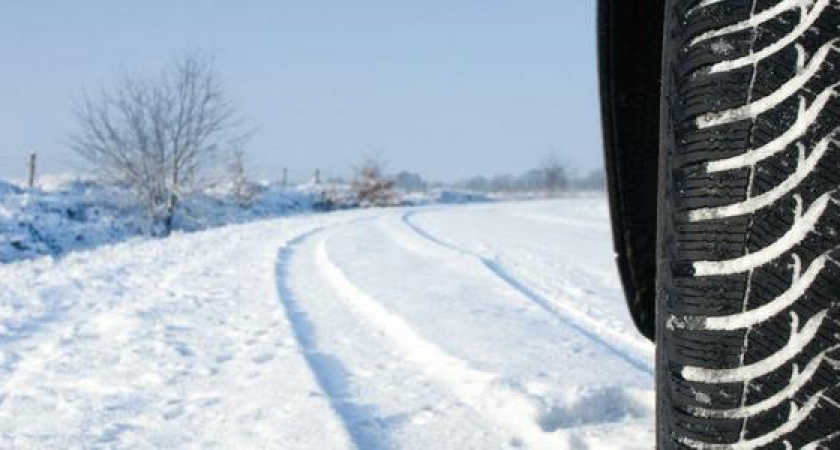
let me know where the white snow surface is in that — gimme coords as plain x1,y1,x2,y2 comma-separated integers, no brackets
0,198,655,449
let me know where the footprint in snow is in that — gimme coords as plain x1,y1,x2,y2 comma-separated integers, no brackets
0,351,20,373
171,342,194,358
252,352,274,364
163,404,185,420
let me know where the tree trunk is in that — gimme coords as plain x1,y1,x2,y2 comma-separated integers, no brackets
162,193,178,236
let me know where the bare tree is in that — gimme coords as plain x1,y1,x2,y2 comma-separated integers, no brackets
393,170,428,192
228,148,260,207
576,168,607,190
70,53,245,235
461,175,489,192
539,153,568,196
351,153,398,207
489,174,515,192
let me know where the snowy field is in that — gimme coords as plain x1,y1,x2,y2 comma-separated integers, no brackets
0,198,655,449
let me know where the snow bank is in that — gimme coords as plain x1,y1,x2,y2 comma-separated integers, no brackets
0,178,489,263
0,178,313,263
401,189,491,206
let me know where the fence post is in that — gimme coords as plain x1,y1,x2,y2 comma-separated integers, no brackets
281,167,288,190
314,168,321,184
27,152,37,189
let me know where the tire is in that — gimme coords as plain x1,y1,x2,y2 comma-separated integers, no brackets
658,1,840,448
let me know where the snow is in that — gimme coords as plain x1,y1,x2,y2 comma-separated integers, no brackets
692,191,833,276
0,177,314,264
705,90,834,173
0,198,655,449
690,134,832,221
0,176,495,264
681,311,827,384
700,36,836,128
703,0,829,76
688,0,806,46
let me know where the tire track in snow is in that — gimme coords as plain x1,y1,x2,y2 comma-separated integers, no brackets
2,219,364,449
399,210,654,376
315,230,576,450
274,229,381,450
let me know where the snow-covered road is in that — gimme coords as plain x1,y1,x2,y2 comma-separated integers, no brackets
0,198,655,449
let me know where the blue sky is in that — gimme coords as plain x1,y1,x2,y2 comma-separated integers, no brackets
0,1,600,182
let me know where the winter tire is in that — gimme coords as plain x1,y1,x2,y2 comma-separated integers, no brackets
658,0,840,448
